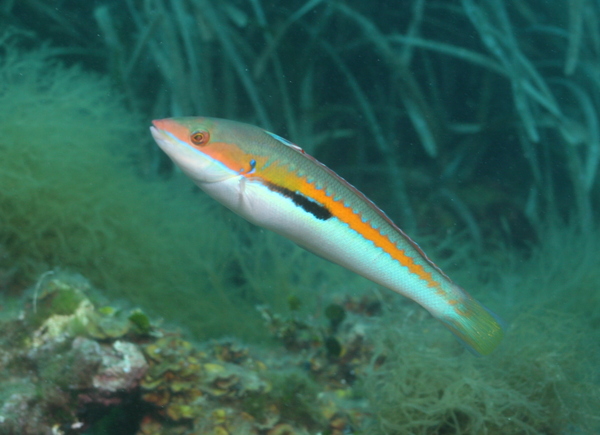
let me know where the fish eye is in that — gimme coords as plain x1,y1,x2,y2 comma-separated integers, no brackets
190,130,209,146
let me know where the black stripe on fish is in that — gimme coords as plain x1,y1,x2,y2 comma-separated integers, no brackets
265,182,332,221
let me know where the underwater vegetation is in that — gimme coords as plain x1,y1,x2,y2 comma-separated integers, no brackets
5,0,600,240
0,38,355,340
1,0,600,433
0,38,225,336
0,256,598,434
0,272,372,434
362,223,600,434
2,0,600,340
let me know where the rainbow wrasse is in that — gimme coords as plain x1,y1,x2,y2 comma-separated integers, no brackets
150,117,505,355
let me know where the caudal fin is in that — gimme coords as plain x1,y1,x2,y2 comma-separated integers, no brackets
439,297,505,356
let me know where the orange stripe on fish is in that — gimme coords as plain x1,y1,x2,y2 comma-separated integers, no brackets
257,169,442,289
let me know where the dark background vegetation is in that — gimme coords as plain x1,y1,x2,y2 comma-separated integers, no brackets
5,0,599,251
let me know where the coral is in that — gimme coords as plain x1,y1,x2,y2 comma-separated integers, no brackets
0,273,152,434
138,334,345,434
2,249,597,434
0,273,370,434
92,340,148,395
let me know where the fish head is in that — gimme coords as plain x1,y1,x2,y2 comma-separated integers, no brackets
150,117,255,184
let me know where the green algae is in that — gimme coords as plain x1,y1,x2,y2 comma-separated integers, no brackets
128,309,152,335
242,370,325,430
360,225,600,435
0,39,358,341
29,282,87,329
324,303,346,332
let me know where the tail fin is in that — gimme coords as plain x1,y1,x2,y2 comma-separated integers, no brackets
439,297,506,356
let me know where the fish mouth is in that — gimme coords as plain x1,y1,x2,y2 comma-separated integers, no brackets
149,125,162,138
149,125,180,160
150,124,172,144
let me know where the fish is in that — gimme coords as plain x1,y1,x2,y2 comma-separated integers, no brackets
150,117,505,355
